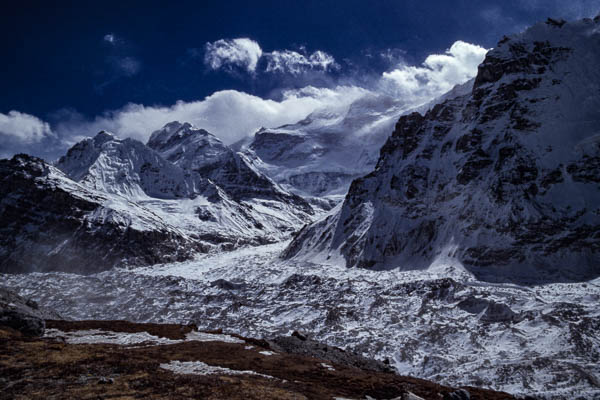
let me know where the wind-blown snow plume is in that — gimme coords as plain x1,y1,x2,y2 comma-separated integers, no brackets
54,86,368,146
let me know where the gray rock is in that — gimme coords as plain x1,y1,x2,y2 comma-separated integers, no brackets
269,332,392,373
444,389,470,400
0,287,56,336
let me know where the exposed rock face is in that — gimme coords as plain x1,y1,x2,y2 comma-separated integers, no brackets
0,155,204,273
0,287,60,336
284,18,600,283
269,331,392,373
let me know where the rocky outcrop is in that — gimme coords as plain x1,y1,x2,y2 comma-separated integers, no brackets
0,287,60,336
269,331,393,373
285,18,600,283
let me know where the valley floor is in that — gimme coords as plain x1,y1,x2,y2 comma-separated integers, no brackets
2,242,599,399
0,319,513,400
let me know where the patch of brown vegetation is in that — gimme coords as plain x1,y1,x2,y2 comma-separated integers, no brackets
1,320,515,400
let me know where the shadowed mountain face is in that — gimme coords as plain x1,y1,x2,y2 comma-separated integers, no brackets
285,18,600,284
0,155,205,274
147,122,313,211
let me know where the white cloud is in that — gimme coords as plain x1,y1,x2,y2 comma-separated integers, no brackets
204,38,263,73
104,33,115,44
0,111,54,143
203,37,338,75
3,40,489,160
55,86,368,146
116,56,141,76
380,41,488,105
0,111,58,159
265,50,338,74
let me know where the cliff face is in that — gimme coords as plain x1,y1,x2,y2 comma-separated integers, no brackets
285,18,600,283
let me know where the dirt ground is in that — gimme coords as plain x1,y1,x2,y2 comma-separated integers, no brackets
0,320,516,400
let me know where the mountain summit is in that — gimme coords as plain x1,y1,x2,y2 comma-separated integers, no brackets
284,17,600,283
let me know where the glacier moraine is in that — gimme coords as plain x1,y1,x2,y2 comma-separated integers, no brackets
3,241,599,400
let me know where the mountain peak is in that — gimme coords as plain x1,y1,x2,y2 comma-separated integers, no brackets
147,121,215,149
285,16,600,283
93,131,117,146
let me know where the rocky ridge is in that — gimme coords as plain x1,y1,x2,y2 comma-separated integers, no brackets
284,17,600,283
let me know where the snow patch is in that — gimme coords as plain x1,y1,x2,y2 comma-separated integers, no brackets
160,360,275,379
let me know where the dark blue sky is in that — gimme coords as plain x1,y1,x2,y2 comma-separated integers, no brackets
3,0,598,122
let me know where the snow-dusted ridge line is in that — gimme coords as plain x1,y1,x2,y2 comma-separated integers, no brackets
1,120,316,273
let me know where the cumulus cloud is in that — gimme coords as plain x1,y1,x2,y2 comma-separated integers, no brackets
0,111,53,143
265,50,338,74
54,85,368,147
0,111,57,159
203,38,338,75
3,39,488,160
204,38,263,73
380,41,488,105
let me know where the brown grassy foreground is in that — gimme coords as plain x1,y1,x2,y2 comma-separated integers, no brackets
0,320,515,400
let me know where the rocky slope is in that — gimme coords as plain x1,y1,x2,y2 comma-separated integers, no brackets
0,318,515,400
4,242,598,399
284,17,600,283
0,287,60,336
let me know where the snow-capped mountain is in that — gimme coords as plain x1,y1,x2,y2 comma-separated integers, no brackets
0,154,204,273
242,93,409,199
1,123,316,273
147,121,312,210
285,17,600,283
57,130,195,199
